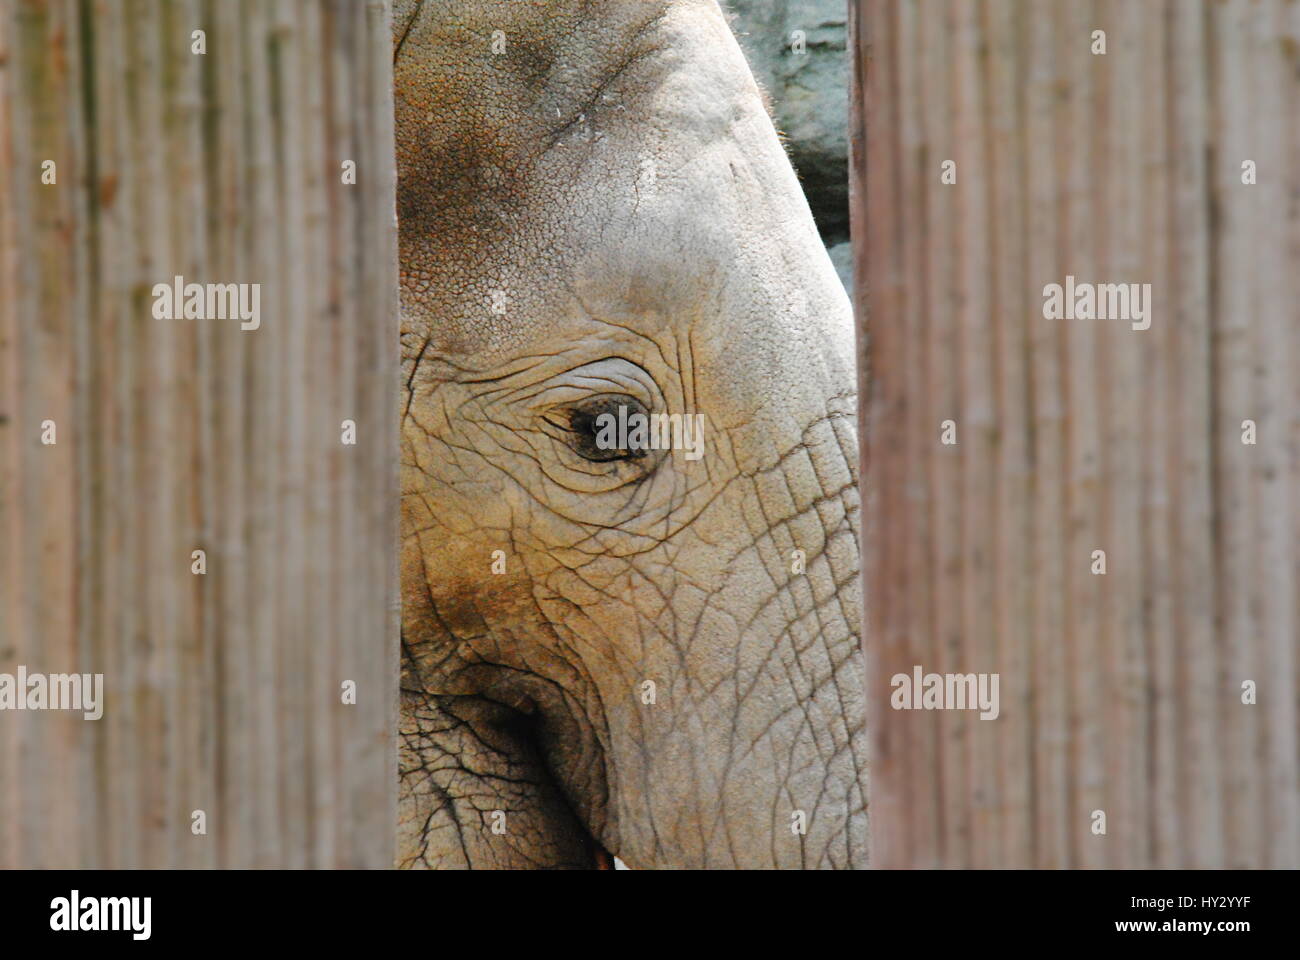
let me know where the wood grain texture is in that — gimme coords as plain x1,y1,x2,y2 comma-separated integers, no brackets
855,0,1299,868
0,0,398,868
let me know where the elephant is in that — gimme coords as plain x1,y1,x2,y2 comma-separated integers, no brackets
395,0,867,869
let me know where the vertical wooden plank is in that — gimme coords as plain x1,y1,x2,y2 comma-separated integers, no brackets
278,0,308,869
0,0,19,869
170,0,210,869
858,0,1296,869
204,0,252,869
1210,0,1261,870
1102,0,1148,870
354,0,400,867
326,0,359,866
983,0,1033,871
922,0,967,869
319,0,348,870
1285,0,1300,872
897,0,939,868
898,0,940,868
296,0,331,870
1166,0,1221,870
1024,0,1070,868
1291,0,1300,879
951,0,999,869
1139,0,1176,870
857,0,903,869
0,0,398,870
11,0,84,868
88,0,134,869
240,0,282,869
1061,0,1104,870
1251,0,1299,869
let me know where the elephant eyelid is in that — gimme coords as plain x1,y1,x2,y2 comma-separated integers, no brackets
542,410,579,433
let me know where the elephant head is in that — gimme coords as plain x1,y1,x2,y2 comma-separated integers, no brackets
395,0,867,868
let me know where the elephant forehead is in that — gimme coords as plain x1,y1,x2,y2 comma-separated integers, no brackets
391,0,671,242
391,0,673,104
393,0,780,362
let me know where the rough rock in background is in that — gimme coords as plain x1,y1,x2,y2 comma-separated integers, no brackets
723,0,851,292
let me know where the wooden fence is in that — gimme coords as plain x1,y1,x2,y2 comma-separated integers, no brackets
5,0,1297,873
853,0,1299,868
0,0,399,868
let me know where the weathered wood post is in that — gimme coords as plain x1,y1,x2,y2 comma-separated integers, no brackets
853,0,1299,868
0,0,399,868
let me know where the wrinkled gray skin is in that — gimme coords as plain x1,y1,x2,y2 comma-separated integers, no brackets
396,0,867,869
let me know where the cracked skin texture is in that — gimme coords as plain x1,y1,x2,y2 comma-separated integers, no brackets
395,0,867,868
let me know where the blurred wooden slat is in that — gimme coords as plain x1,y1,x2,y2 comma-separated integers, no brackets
1061,0,1103,869
1248,0,1299,869
1022,0,1069,869
1165,0,1221,871
856,0,1300,868
951,0,997,869
0,0,398,869
983,0,1033,870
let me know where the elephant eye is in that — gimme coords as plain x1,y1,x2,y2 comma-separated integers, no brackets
547,394,651,462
